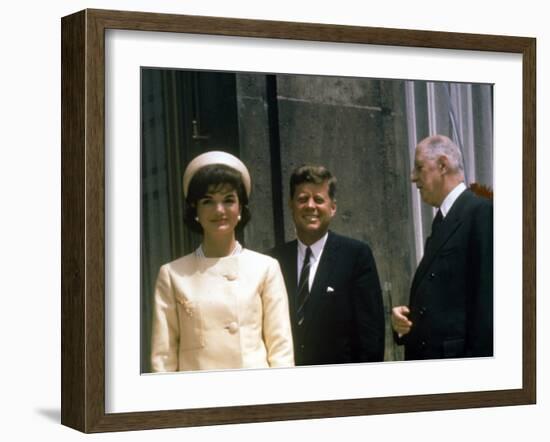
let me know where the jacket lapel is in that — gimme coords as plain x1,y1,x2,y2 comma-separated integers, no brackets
302,232,338,337
310,231,337,297
411,191,472,293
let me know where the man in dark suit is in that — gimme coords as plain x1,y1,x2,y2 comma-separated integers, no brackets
270,165,385,366
392,134,493,360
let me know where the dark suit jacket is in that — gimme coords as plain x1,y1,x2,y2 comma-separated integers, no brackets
399,189,493,360
270,231,385,366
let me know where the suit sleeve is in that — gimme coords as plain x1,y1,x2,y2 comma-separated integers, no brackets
150,265,179,372
466,201,494,357
260,259,295,367
351,245,385,362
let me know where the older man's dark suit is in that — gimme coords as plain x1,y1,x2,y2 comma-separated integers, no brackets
271,231,385,366
400,189,493,360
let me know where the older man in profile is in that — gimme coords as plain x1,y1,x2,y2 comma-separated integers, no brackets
392,134,493,360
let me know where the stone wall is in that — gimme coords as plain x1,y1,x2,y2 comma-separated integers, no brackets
237,73,416,360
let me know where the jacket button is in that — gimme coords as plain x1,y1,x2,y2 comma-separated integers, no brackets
429,272,436,279
419,307,426,316
227,322,239,334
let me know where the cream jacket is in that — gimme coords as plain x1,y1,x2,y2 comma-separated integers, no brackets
151,249,294,372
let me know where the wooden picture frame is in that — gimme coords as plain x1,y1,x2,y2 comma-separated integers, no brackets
61,8,536,433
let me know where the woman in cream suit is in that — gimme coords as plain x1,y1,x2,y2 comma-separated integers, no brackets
151,151,294,372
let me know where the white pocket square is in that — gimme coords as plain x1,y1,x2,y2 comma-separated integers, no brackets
326,286,335,293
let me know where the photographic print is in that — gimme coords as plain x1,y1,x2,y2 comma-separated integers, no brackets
140,68,494,373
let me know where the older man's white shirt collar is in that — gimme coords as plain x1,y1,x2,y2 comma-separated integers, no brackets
440,182,467,217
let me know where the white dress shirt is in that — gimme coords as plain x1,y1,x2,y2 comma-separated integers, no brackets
296,232,329,291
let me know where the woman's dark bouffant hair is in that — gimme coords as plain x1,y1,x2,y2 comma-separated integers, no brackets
183,164,251,234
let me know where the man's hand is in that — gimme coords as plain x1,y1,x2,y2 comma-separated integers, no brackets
391,305,413,337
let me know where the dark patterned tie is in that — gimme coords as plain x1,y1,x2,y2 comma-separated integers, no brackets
431,209,443,234
425,210,443,249
296,247,312,326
